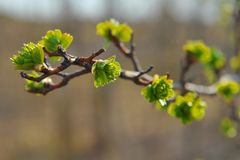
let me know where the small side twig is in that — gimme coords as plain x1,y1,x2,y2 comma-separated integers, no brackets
110,32,143,71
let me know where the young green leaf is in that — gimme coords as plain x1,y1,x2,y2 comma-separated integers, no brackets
25,72,52,93
203,48,226,82
216,80,240,102
168,92,207,124
206,48,225,70
40,29,73,53
10,42,44,70
49,56,62,63
221,118,238,138
183,41,211,63
96,19,133,42
92,56,121,88
141,75,175,106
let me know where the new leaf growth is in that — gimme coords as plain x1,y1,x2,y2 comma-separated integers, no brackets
216,80,240,101
39,29,73,52
11,43,44,71
141,75,175,106
92,56,121,88
168,92,207,124
96,19,133,43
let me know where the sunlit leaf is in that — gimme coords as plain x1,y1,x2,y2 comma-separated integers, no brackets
40,29,73,53
183,40,211,63
96,19,133,42
10,42,44,70
216,80,240,102
92,56,121,88
141,75,174,107
168,92,207,124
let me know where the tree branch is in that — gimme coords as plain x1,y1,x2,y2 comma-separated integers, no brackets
110,33,143,71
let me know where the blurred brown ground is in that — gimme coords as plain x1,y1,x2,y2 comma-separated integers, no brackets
0,10,240,160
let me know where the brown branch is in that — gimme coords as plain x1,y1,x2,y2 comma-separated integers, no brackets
21,48,105,95
20,62,72,82
120,70,152,86
120,70,217,95
73,48,105,68
110,33,143,71
179,54,196,94
27,69,90,95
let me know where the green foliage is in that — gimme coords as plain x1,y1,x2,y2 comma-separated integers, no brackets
96,19,133,42
221,118,238,138
230,54,240,71
216,81,240,101
40,29,73,53
184,41,226,82
25,80,44,92
141,75,174,106
49,56,62,63
25,72,52,92
204,48,226,82
168,92,207,124
183,41,226,68
92,56,121,88
205,48,225,70
183,40,211,63
10,42,44,70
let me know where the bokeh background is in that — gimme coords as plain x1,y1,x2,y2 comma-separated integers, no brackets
0,0,240,160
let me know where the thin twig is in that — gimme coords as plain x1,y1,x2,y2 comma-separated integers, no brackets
110,33,143,71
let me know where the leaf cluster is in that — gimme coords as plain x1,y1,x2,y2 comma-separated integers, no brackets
25,72,52,92
96,19,133,42
39,29,73,52
92,56,121,88
216,80,240,101
141,75,174,106
11,43,44,70
183,41,225,70
168,92,207,124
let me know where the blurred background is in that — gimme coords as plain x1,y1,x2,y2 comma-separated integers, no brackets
0,0,240,159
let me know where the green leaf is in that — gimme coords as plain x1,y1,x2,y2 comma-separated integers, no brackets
221,118,238,138
184,41,226,83
216,80,240,102
114,23,133,42
61,33,73,49
10,42,44,70
96,19,133,42
183,41,211,63
40,29,73,53
49,56,62,63
141,75,175,106
92,56,121,88
25,72,52,93
204,48,226,82
168,92,207,124
205,48,225,70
